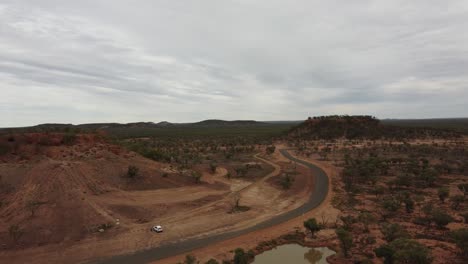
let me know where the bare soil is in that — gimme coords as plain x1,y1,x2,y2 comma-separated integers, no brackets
0,136,317,264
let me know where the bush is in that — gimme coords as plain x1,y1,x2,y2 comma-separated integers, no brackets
381,197,401,218
304,218,321,236
458,184,468,196
0,143,10,155
181,255,197,264
233,248,254,264
266,145,276,155
431,209,454,229
375,238,432,264
381,223,409,242
205,259,219,264
451,228,468,258
62,133,77,145
358,212,375,232
340,215,356,231
438,187,449,203
127,165,139,178
336,228,353,257
192,171,202,183
461,212,468,223
209,163,217,174
450,195,464,210
8,224,23,244
281,173,294,189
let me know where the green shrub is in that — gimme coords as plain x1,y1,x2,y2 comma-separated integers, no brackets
304,218,321,236
381,223,409,242
336,228,353,257
437,187,449,202
431,209,453,229
127,165,139,178
375,238,432,264
450,228,468,258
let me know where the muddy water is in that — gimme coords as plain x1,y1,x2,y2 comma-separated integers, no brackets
253,244,335,264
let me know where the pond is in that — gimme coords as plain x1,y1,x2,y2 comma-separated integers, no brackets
252,244,336,264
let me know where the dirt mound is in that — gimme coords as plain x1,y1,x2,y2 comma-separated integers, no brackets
0,133,195,249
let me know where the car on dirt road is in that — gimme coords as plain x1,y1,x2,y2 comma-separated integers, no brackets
151,225,163,233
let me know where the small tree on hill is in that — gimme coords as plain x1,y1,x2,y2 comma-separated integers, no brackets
304,218,321,237
192,171,202,183
127,165,139,179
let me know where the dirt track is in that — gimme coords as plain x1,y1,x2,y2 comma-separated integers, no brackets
93,149,330,264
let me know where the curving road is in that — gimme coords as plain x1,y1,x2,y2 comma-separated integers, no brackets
94,149,329,264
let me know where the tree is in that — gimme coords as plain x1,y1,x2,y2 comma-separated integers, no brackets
281,173,294,189
266,145,276,155
336,228,353,257
181,255,198,264
233,248,254,264
8,224,23,245
303,218,321,237
375,238,432,264
438,187,450,203
192,171,202,183
451,228,468,258
127,165,139,179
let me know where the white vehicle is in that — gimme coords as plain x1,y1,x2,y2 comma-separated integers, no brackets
151,225,163,233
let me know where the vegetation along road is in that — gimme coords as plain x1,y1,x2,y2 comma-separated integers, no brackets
94,149,330,264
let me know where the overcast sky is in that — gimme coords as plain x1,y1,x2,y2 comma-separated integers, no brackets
1,0,467,127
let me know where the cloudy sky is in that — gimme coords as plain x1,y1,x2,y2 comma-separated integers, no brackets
1,0,467,127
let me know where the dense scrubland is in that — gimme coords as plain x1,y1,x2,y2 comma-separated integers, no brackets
286,116,468,264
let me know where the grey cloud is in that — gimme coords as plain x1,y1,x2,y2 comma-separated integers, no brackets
1,0,468,126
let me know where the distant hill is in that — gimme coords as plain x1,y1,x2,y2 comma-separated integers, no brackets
382,118,468,132
0,119,270,135
288,115,381,139
288,115,462,140
191,119,265,126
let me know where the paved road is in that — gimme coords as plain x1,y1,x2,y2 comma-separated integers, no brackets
94,149,329,264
